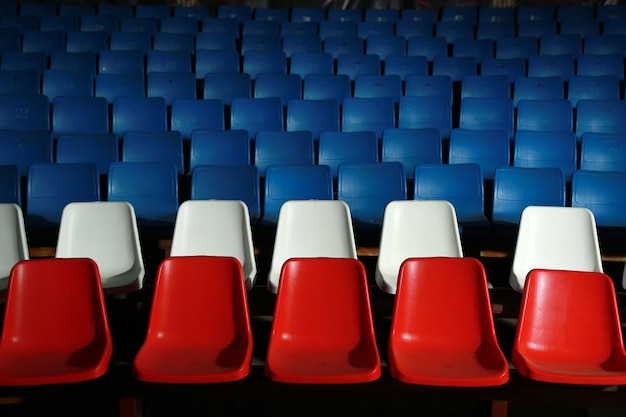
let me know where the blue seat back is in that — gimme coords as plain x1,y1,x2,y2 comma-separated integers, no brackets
170,98,224,140
112,96,168,137
147,71,196,106
302,74,351,102
0,94,49,131
381,127,442,180
286,99,339,140
459,97,514,140
342,97,395,140
398,95,452,139
189,130,250,171
95,73,145,104
203,72,251,106
230,97,284,140
516,99,572,132
56,133,118,176
513,130,577,181
580,132,626,172
0,164,20,206
254,130,314,176
576,99,626,140
0,130,52,177
571,170,626,228
52,96,108,136
122,131,184,174
448,129,510,180
318,131,379,179
253,73,302,107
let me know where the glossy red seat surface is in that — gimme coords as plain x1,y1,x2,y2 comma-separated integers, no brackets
133,256,253,383
265,257,381,384
388,257,509,386
512,269,626,385
0,258,112,385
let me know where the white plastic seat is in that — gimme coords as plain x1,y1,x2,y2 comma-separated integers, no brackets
55,201,145,293
375,200,463,294
267,200,357,294
0,203,29,291
169,200,257,290
510,206,603,293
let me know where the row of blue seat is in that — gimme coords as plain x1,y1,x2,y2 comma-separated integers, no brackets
3,160,626,235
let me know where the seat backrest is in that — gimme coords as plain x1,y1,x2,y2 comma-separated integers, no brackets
254,130,314,177
202,72,250,105
43,69,93,102
0,258,112,383
66,30,108,54
527,54,575,82
110,31,152,55
432,56,477,82
318,21,357,39
571,170,626,229
509,206,603,292
0,203,28,291
398,95,451,139
516,99,573,133
494,37,537,60
302,74,351,102
122,131,184,174
406,36,447,62
323,36,364,59
253,73,302,107
568,75,620,109
459,97,514,140
289,52,334,79
26,162,100,226
513,269,625,381
336,53,381,80
112,96,168,137
318,131,378,179
580,132,626,172
56,133,118,176
0,69,39,95
286,98,339,140
357,21,395,39
383,55,428,81
513,130,577,180
460,74,510,99
52,96,109,136
381,127,442,181
539,33,582,57
230,97,284,140
518,20,558,39
170,201,257,289
0,52,47,78
190,165,260,224
492,166,565,225
281,34,322,57
435,21,475,45
170,98,224,140
0,130,52,177
576,99,626,140
50,51,97,77
0,166,20,206
577,54,624,81
353,74,403,103
0,94,49,131
152,32,195,53
98,49,144,75
159,16,198,34
365,35,406,61
448,128,510,180
268,200,357,293
263,164,333,225
513,76,564,107
95,73,145,104
452,38,495,64
404,74,453,105
189,129,249,170
146,71,196,106
342,96,395,140
376,201,462,294
56,201,144,292
195,32,237,52
195,49,240,79
242,50,287,80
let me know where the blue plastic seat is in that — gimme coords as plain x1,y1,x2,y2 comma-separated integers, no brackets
365,8,399,23
65,31,108,54
0,51,47,78
240,34,282,55
597,5,626,22
432,56,477,82
280,22,317,37
80,15,119,34
461,74,510,99
135,4,171,19
290,7,325,24
98,50,145,76
318,131,379,179
146,50,192,74
495,36,538,59
517,20,557,39
559,19,599,38
336,54,381,80
318,21,356,39
413,163,489,232
395,21,433,39
452,38,495,64
527,54,574,82
0,130,51,177
254,7,289,22
55,133,118,176
119,17,158,34
200,17,239,38
52,96,108,136
513,130,577,181
383,56,428,81
189,130,249,171
406,36,447,62
398,95,452,139
492,166,565,226
254,131,314,177
513,76,564,107
286,99,339,140
0,28,21,53
281,34,322,57
43,70,93,101
173,5,208,21
147,71,196,106
112,97,168,137
322,36,364,59
404,74,454,105
99,4,133,17
400,9,437,23
476,22,515,41
539,34,581,57
21,30,65,56
230,97,284,140
481,7,515,23
567,75,620,109
353,74,402,103
202,73,251,106
381,127,442,180
571,170,626,229
262,164,333,225
195,32,237,52
580,132,626,172
556,5,594,21
107,162,179,232
40,15,80,32
49,51,96,77
576,99,626,140
480,58,527,86
517,5,555,22
441,6,477,23
358,22,396,39
365,35,406,61
122,131,184,174
0,94,49,131
253,73,302,107
242,20,280,36
583,35,626,56
342,97,395,140
95,73,145,104
190,164,260,223
0,165,20,206
0,70,39,95
242,50,287,80
109,32,152,56
327,8,362,22
18,2,56,16
195,49,240,78
289,52,334,78
448,129,510,180
435,21,475,45
516,99,572,133
170,99,224,140
152,32,195,54
0,15,39,33
159,16,198,34
26,162,100,227
576,54,624,81
459,97,514,140
302,74,351,102
337,162,407,231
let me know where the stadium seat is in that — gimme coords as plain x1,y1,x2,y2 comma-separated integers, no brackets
230,97,284,140
406,36,447,62
0,130,52,177
253,130,314,177
398,95,452,139
435,21,475,45
494,36,537,60
576,54,624,81
460,74,510,99
0,94,49,131
253,73,302,107
152,32,195,54
147,71,196,106
302,74,351,102
195,32,237,52
432,56,477,82
318,131,378,179
146,50,192,74
448,128,510,180
203,72,250,106
395,20,433,39
513,76,564,107
336,54,381,80
318,21,357,39
375,201,463,294
381,127,442,180
353,74,402,103
576,99,626,140
327,8,362,22
452,38,495,64
527,54,574,82
21,30,65,56
342,97,395,139
266,258,380,384
118,17,158,34
98,49,145,76
538,33,581,57
242,50,287,79
0,203,28,291
458,97,514,140
49,51,96,76
288,52,334,78
195,49,240,79
55,133,118,176
568,75,620,109
365,35,406,61
52,96,109,136
281,34,322,57
80,14,119,34
122,131,184,174
43,70,93,101
286,99,339,140
159,16,198,34
323,35,364,58
189,129,249,171
513,130,577,181
0,166,20,206
404,74,453,105
571,170,626,229
579,132,626,172
112,96,168,137
95,73,145,105
582,35,626,56
516,99,572,133
170,200,257,290
383,55,428,80
0,51,47,78
0,69,39,95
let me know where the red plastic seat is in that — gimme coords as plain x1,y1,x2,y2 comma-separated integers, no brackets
512,269,626,385
265,257,381,384
133,256,253,383
0,258,112,385
388,257,509,386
